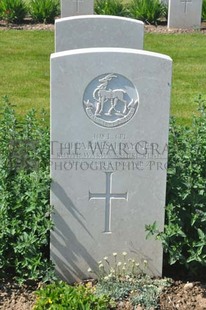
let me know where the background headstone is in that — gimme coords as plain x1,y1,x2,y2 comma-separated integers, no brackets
50,47,172,283
61,0,94,18
55,16,144,52
168,0,202,29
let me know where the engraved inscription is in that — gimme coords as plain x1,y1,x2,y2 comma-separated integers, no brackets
72,0,83,13
180,0,192,13
89,172,128,233
83,73,139,128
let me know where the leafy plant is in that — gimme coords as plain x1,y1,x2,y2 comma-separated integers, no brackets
0,97,53,283
29,0,60,24
88,252,148,282
89,252,170,309
33,281,111,310
161,1,168,21
202,0,206,21
0,0,27,23
146,95,206,273
128,0,165,25
94,0,128,17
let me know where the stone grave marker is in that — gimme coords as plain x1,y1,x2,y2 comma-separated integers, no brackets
55,16,144,52
50,47,172,283
61,0,94,18
168,0,202,29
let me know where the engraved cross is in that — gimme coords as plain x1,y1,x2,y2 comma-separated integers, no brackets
89,172,128,233
73,0,84,13
180,0,192,13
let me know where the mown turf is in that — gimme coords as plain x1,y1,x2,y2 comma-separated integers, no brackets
0,30,54,116
0,29,206,124
144,32,206,124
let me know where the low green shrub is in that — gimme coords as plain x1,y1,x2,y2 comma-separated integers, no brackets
146,95,206,273
34,254,171,310
202,0,206,20
33,281,111,310
88,253,170,309
0,97,53,283
96,275,170,310
29,0,60,24
0,93,205,283
127,0,165,25
94,0,128,17
0,0,27,23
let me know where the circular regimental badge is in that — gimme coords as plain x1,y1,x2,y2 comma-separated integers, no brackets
83,73,139,128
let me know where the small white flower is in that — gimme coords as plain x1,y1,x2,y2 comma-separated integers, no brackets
104,256,108,261
98,261,102,265
117,262,122,267
110,267,115,274
87,268,92,273
135,263,140,267
122,266,126,270
122,251,127,256
104,276,109,281
113,252,117,257
132,259,135,264
125,275,130,280
143,260,148,265
99,263,104,269
124,262,127,266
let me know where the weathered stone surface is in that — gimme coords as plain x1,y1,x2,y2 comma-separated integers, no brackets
55,15,144,52
61,0,94,18
50,47,172,283
168,0,202,29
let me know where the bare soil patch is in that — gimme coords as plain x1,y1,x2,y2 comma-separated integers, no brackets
145,21,206,34
0,20,206,33
160,281,206,310
0,278,206,309
0,281,37,310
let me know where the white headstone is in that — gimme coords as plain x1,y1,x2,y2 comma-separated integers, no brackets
50,47,172,283
168,0,202,29
55,16,144,52
61,0,94,18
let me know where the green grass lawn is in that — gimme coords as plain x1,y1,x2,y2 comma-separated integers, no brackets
0,29,206,124
0,30,54,117
144,33,206,124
